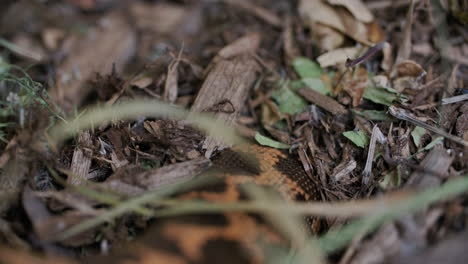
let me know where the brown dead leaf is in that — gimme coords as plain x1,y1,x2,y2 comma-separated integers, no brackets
311,23,345,51
261,99,284,127
327,0,374,23
335,7,371,45
343,67,367,107
393,76,417,92
214,33,261,61
300,0,346,33
395,60,426,78
367,22,386,43
317,47,359,67
300,0,376,46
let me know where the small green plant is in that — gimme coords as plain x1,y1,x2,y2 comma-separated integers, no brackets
0,58,66,143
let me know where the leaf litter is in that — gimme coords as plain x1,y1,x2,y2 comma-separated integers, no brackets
0,0,467,263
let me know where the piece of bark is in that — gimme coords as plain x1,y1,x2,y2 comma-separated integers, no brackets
68,131,92,185
50,11,136,111
106,158,211,195
163,58,180,103
404,146,453,190
191,55,260,158
297,88,347,115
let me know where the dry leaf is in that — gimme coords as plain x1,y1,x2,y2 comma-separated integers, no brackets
317,47,359,67
395,60,426,78
300,0,375,47
367,22,386,43
300,0,346,32
313,23,345,51
343,67,367,107
335,8,371,45
215,32,261,61
327,0,374,23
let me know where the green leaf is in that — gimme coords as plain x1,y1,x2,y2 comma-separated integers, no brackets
254,132,290,149
352,110,390,121
363,85,398,106
271,84,308,114
292,57,322,78
411,126,427,147
408,137,444,159
343,130,369,148
302,77,330,95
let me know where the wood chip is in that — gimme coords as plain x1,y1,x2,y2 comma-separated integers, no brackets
69,131,92,185
191,34,261,157
297,88,347,115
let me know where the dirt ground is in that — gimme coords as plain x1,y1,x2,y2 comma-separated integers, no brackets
0,0,467,263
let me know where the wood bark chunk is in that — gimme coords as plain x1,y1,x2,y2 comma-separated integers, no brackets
297,88,347,115
69,130,92,185
191,55,260,158
105,158,211,195
50,11,136,111
405,146,453,190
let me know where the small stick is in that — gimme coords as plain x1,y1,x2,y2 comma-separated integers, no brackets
388,106,468,147
335,42,386,90
441,94,468,105
345,42,386,68
362,125,387,185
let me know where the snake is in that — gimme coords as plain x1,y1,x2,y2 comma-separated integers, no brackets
87,144,323,264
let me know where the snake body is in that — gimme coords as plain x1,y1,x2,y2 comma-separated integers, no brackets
88,144,322,264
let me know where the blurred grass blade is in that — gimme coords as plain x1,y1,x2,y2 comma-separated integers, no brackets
49,99,245,147
318,174,468,253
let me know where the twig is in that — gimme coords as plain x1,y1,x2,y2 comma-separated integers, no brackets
388,105,468,147
441,94,468,105
362,125,386,185
345,42,386,68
